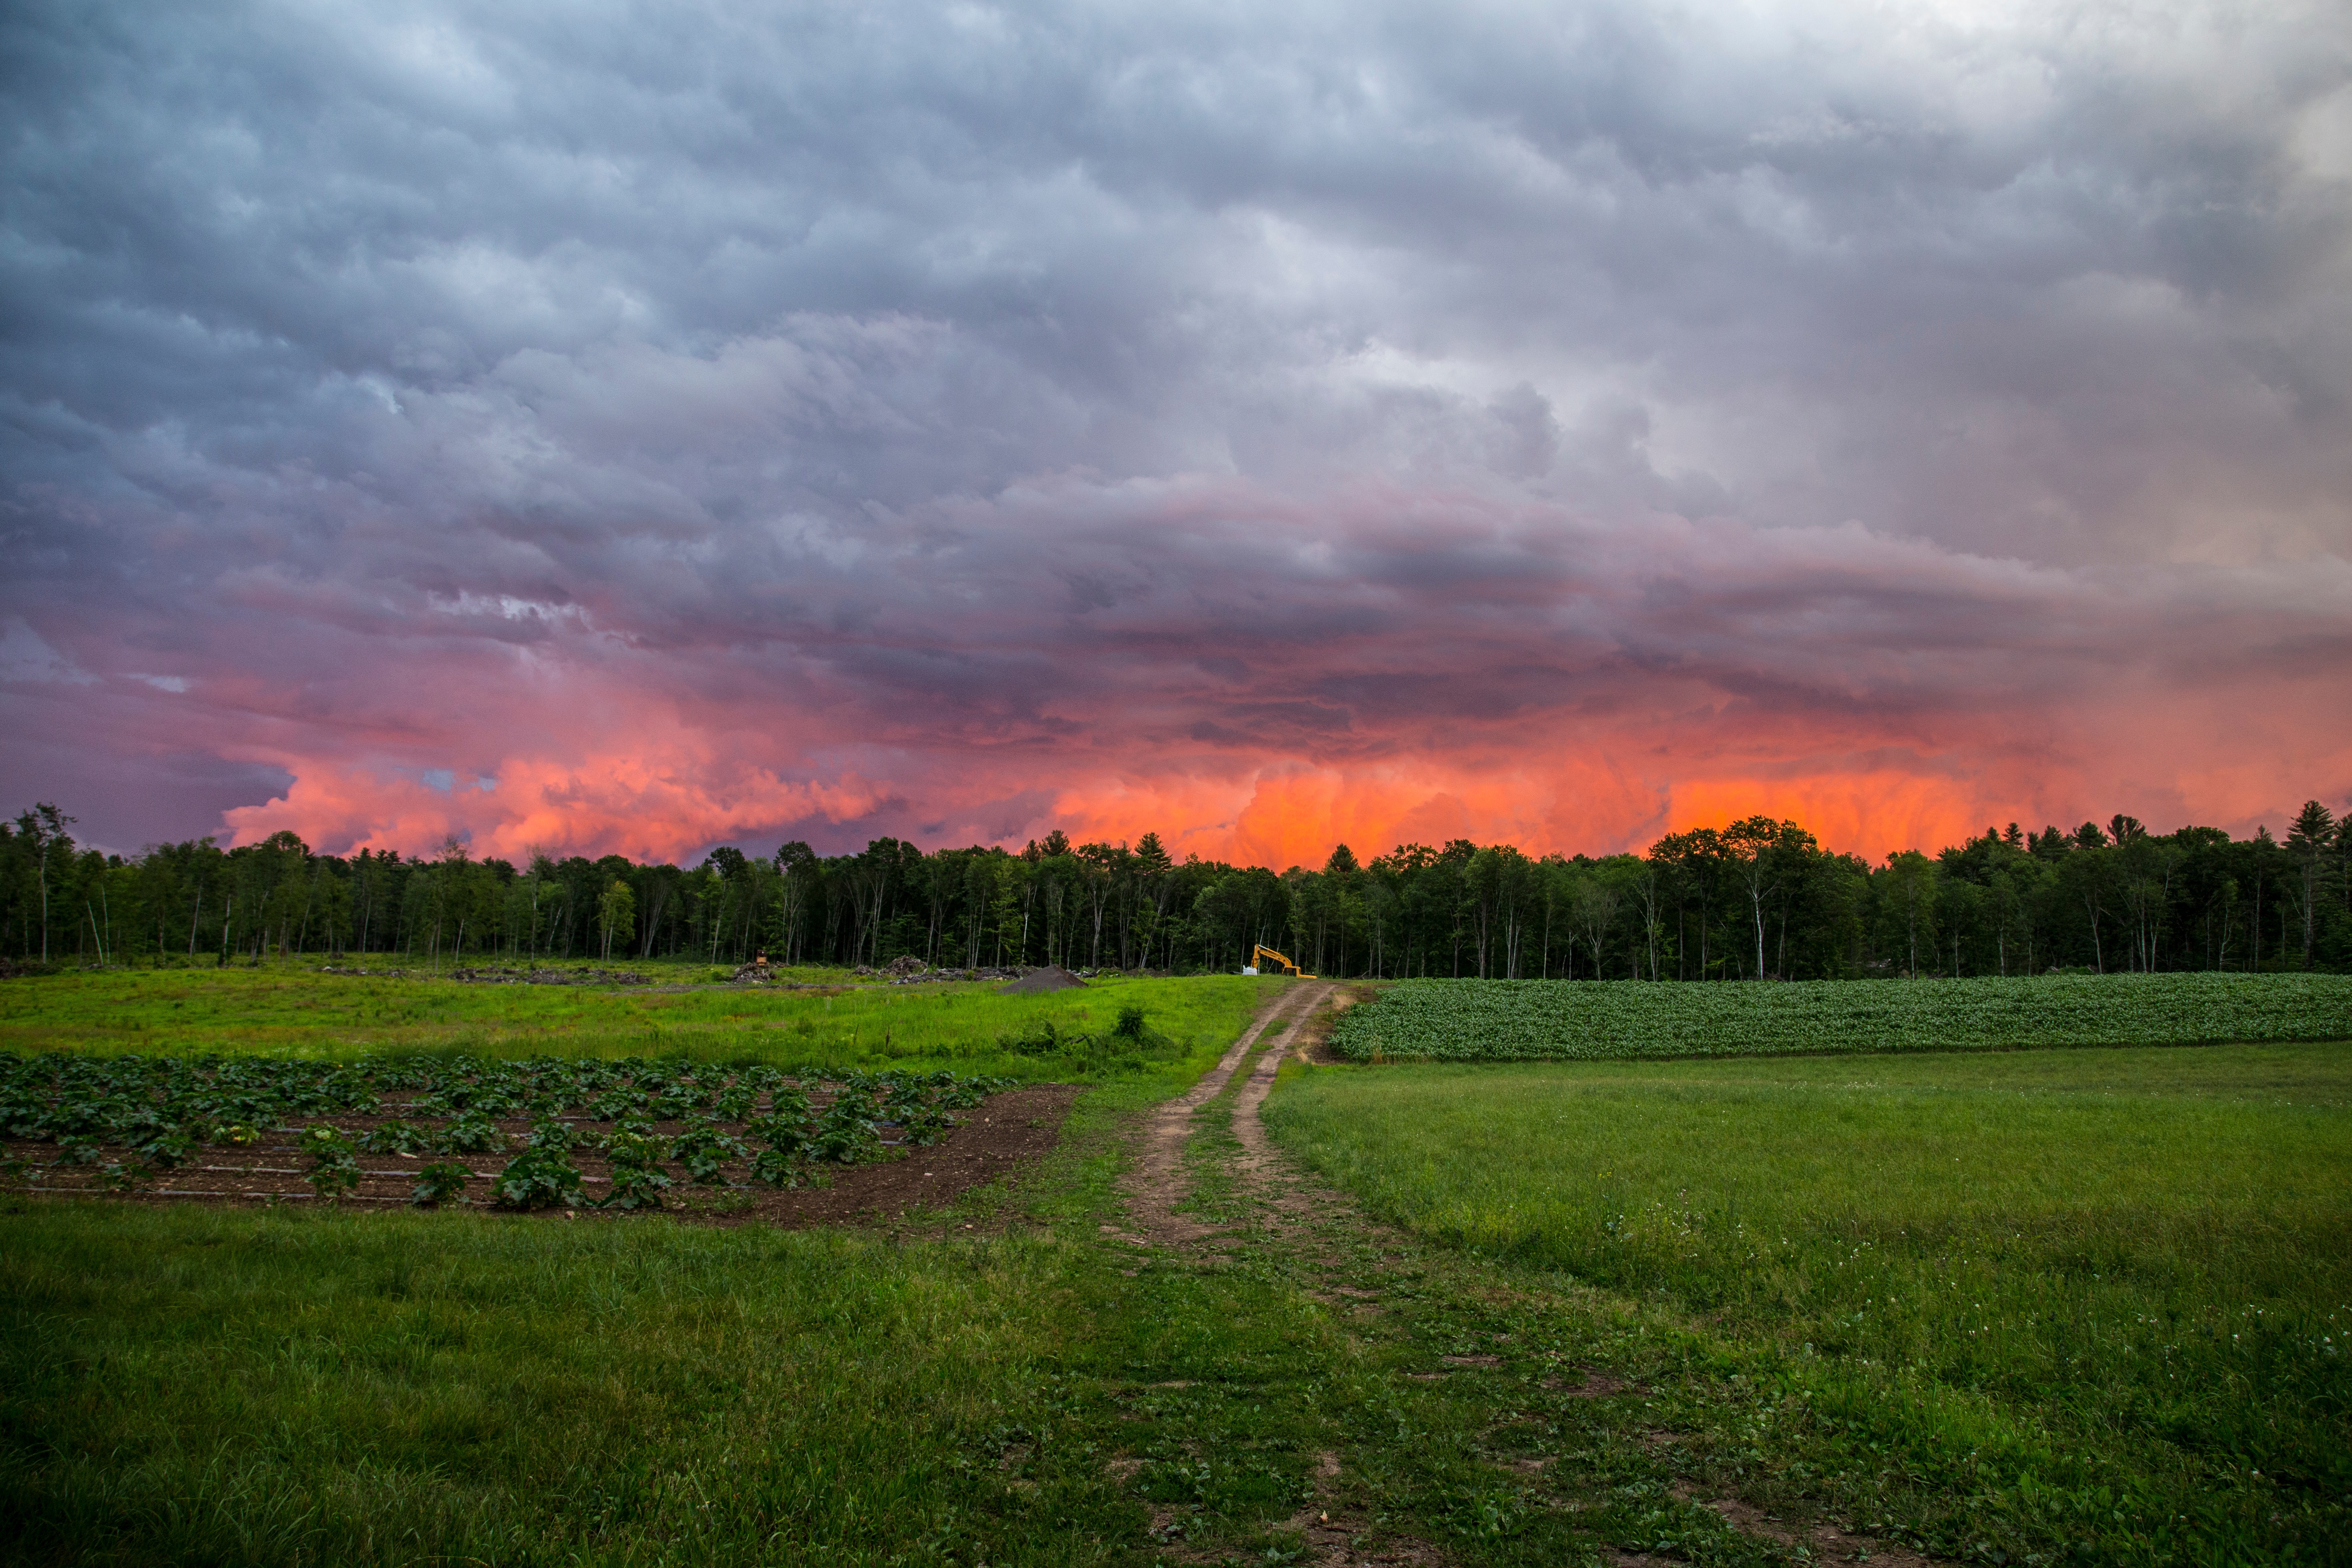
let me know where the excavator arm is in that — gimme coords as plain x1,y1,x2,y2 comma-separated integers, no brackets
1243,943,1315,978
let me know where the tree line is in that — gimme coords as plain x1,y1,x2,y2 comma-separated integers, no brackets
3,800,2347,977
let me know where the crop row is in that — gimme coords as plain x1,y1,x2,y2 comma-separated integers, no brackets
0,1051,1011,1209
1328,972,2352,1062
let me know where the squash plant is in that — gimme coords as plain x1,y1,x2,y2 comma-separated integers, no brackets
436,1112,505,1154
302,1126,361,1200
668,1127,749,1184
359,1118,430,1154
600,1123,671,1210
410,1161,471,1207
493,1147,585,1210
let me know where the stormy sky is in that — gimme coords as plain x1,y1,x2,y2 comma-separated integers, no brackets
4,0,2349,866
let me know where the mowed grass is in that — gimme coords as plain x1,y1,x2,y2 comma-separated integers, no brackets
1265,1043,2352,1561
0,966,1278,1082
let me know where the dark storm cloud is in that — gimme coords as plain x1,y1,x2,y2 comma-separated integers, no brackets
3,0,2349,856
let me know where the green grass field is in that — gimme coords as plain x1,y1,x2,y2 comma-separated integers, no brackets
0,1074,1351,1568
8,968,2349,1565
0,964,1277,1083
1330,973,2352,1060
1265,1042,2352,1562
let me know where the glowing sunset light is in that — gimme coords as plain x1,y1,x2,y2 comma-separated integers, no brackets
3,2,2347,864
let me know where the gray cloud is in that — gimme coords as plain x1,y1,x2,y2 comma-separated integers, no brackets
3,0,2349,852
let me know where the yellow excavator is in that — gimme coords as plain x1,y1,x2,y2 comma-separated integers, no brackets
1243,943,1315,978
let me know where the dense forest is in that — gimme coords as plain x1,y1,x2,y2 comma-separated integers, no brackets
3,802,2347,978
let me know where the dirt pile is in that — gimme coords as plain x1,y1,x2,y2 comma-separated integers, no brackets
998,965,1087,995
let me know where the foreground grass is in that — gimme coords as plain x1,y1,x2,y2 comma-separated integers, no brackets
0,1069,1345,1567
1265,1043,2352,1563
0,966,1278,1082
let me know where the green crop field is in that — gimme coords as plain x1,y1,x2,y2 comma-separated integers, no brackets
1264,1041,2352,1562
0,963,1277,1081
1329,972,2352,1061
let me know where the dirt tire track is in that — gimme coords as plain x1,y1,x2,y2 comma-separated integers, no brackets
1118,981,1314,1247
1216,986,1952,1568
1231,983,1350,1173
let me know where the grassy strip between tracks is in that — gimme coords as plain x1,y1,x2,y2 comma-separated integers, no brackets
1329,973,2352,1062
1263,1042,2352,1565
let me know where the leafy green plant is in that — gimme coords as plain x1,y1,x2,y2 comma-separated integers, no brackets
586,1089,639,1121
410,1161,471,1207
649,1085,707,1121
525,1118,579,1151
749,1146,807,1188
668,1127,750,1184
891,1106,955,1147
745,1112,812,1157
217,1122,260,1146
130,1127,194,1170
301,1126,361,1200
600,1124,671,1210
359,1118,430,1154
436,1112,505,1154
812,1097,881,1164
493,1147,585,1210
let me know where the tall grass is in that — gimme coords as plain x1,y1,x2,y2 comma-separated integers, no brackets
0,1206,1121,1565
1266,1044,2352,1558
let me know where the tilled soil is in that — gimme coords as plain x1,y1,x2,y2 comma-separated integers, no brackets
4,1084,1077,1227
